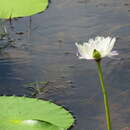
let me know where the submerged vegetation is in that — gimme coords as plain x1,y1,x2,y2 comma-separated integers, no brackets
25,81,49,97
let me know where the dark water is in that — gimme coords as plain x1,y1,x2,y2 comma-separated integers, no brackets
1,0,130,129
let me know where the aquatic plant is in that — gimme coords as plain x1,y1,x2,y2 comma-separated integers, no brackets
0,96,74,130
76,36,118,130
25,81,49,97
0,0,49,49
0,0,48,18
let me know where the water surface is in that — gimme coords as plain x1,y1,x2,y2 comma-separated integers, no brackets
1,0,130,129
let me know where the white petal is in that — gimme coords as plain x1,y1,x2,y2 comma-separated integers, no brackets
108,37,116,52
75,42,93,59
97,37,116,57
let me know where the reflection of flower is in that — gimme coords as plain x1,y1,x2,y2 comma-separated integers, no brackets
75,36,118,60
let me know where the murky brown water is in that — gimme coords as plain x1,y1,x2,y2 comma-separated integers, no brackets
0,0,130,129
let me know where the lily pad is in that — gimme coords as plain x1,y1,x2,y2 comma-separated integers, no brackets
0,0,48,18
0,96,74,130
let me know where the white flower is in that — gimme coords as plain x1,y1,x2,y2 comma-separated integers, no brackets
75,36,118,60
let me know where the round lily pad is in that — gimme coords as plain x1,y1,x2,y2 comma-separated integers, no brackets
0,96,74,130
0,0,48,18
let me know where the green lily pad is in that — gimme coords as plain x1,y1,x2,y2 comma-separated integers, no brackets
0,0,48,18
0,96,74,130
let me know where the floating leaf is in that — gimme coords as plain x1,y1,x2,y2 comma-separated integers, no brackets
0,96,74,130
0,0,48,18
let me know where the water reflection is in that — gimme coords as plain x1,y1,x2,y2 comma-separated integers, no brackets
0,0,130,129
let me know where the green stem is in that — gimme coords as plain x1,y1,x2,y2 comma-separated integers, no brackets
96,60,112,130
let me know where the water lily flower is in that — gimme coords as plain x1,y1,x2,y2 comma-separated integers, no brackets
75,36,119,130
75,36,118,60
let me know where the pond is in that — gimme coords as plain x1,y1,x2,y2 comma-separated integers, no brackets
0,0,130,129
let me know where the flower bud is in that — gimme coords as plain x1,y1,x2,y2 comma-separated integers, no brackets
93,49,101,60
